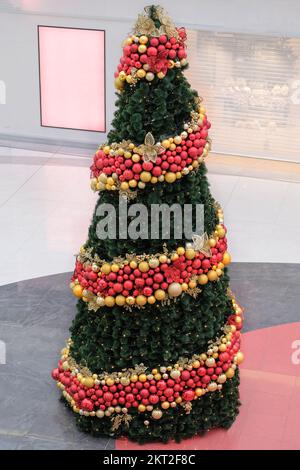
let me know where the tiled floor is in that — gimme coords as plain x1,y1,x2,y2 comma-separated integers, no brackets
0,146,300,285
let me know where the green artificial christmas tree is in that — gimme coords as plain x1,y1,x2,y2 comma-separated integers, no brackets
52,5,244,443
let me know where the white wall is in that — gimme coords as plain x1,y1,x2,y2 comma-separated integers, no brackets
0,0,300,147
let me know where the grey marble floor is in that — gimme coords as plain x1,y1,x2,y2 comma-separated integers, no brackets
0,263,299,450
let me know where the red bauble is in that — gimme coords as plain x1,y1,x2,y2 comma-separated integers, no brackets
183,390,195,401
147,47,158,56
181,370,190,381
81,398,94,411
149,394,159,404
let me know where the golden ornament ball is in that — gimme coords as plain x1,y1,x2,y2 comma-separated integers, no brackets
136,295,147,306
225,367,235,379
162,139,171,149
136,68,146,79
177,246,185,255
145,72,155,81
139,35,148,44
101,263,111,274
165,172,176,183
147,295,156,304
139,261,149,272
138,404,146,412
207,382,218,392
198,274,208,285
161,401,170,410
82,377,94,388
207,270,218,281
152,409,163,420
72,285,83,298
235,351,244,365
114,76,124,90
138,44,147,53
222,252,231,265
115,295,126,306
140,171,152,182
126,296,135,305
104,296,115,307
185,248,195,260
111,263,120,273
139,374,147,383
168,282,183,298
154,289,166,301
130,374,138,383
159,254,168,263
149,258,159,268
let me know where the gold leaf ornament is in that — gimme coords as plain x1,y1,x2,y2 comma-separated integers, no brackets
137,132,165,163
188,232,212,257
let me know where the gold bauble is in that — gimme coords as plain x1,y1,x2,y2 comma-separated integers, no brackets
101,263,111,274
235,351,244,365
173,136,182,145
104,296,115,307
185,248,195,260
145,72,155,81
136,295,147,306
207,382,218,392
139,35,148,44
136,69,146,79
222,252,231,266
111,263,120,273
225,368,235,379
217,374,227,384
115,295,126,306
72,285,83,298
195,388,204,397
130,374,138,383
157,71,165,79
162,139,171,149
170,369,181,380
149,258,159,269
126,296,135,305
106,378,115,386
168,282,183,298
138,44,147,53
115,76,124,90
198,274,208,285
147,296,156,304
120,377,130,386
162,401,170,410
207,270,218,281
139,261,149,272
138,404,146,412
140,171,152,182
154,289,166,301
152,409,163,420
177,247,185,256
165,172,176,183
82,377,94,388
139,374,147,383
129,260,138,269
159,254,168,263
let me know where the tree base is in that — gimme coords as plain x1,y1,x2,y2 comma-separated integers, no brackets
62,371,240,444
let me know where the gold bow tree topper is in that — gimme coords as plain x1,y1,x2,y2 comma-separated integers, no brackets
137,132,165,163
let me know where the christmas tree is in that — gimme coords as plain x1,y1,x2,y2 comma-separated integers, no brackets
52,5,244,443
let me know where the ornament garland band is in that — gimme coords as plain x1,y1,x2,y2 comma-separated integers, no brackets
52,298,244,428
90,107,211,195
70,205,231,312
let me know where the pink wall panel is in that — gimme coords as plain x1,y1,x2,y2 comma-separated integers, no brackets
38,26,105,132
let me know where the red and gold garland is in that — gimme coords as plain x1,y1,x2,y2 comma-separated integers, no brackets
52,299,244,427
70,206,230,311
90,107,211,195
